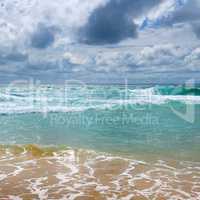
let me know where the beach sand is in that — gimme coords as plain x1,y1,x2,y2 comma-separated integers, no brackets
0,145,199,200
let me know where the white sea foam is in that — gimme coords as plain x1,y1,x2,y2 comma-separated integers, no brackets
0,147,200,199
8,196,22,200
0,174,7,181
0,86,200,114
27,177,49,200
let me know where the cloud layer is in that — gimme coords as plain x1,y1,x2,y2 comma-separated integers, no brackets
79,0,161,44
0,0,200,83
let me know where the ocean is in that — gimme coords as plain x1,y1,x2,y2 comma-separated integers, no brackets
0,84,200,199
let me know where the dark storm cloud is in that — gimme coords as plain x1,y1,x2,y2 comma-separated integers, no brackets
0,52,28,64
5,52,28,62
30,24,55,49
80,0,161,45
160,0,200,39
192,22,200,39
172,0,200,39
171,0,200,23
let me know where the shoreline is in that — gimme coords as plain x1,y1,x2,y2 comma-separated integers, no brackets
1,143,200,163
0,144,200,199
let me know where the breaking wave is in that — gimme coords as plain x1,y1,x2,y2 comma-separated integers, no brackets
0,85,200,114
155,86,200,96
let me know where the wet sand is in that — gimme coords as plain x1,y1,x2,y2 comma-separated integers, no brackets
0,145,200,200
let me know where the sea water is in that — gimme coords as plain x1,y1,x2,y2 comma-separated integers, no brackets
0,84,200,160
0,84,200,199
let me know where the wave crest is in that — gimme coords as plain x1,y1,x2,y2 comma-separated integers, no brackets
0,85,200,114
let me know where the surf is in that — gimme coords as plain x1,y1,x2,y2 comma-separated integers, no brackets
0,85,200,114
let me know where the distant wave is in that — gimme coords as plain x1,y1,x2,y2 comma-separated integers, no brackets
155,86,200,96
0,85,200,114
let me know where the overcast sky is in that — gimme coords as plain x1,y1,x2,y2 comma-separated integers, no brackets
0,0,200,84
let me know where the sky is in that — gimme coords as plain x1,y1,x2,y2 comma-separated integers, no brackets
0,0,200,84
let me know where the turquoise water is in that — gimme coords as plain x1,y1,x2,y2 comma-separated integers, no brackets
0,84,200,161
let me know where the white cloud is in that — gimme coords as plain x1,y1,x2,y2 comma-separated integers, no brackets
135,0,177,26
184,48,200,70
63,52,90,65
148,0,177,20
137,44,186,66
89,44,200,73
0,0,106,48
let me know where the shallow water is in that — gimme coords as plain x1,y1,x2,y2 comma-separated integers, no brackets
0,145,200,200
